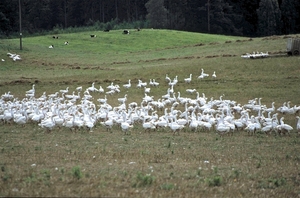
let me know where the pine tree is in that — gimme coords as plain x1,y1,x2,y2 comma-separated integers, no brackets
280,0,297,34
145,0,168,29
209,0,243,35
257,0,281,36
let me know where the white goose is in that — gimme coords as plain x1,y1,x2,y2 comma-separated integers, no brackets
142,115,155,133
13,110,28,127
3,108,14,124
186,89,197,94
87,82,98,92
169,117,184,135
296,116,300,135
276,117,293,135
123,79,131,89
212,71,217,79
98,86,104,93
121,111,133,135
59,87,69,94
216,115,230,136
149,79,154,86
97,95,107,104
26,84,35,94
118,94,127,104
184,74,192,83
165,74,171,82
144,87,151,93
101,117,114,132
39,115,55,133
152,79,159,86
76,86,82,92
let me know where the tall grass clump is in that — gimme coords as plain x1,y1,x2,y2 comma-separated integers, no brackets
71,166,82,180
132,172,155,187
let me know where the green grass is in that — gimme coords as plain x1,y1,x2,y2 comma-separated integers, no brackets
0,29,300,197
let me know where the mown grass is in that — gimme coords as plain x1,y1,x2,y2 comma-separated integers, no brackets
0,30,300,197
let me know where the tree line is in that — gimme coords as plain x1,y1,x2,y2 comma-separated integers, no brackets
0,0,299,37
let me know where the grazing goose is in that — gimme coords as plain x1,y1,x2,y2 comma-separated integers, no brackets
60,87,69,94
144,87,151,93
186,89,197,94
76,86,82,92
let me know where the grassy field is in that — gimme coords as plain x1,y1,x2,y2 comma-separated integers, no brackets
0,29,300,197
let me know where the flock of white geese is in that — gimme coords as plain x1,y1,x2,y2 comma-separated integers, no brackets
1,69,300,136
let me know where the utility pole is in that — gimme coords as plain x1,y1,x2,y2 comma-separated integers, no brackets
19,0,22,50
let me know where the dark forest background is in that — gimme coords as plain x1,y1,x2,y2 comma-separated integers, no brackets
1,0,299,37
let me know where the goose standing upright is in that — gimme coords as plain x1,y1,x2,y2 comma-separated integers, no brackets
212,71,216,79
276,117,293,135
26,84,35,94
152,79,159,86
165,74,171,82
184,74,192,83
39,115,55,133
121,110,133,135
87,82,98,92
296,116,300,136
98,86,104,93
123,79,131,89
118,94,127,104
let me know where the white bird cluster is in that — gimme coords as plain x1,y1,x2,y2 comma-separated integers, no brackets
241,51,269,59
7,53,21,61
0,74,299,136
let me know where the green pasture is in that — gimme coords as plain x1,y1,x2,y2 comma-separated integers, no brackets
0,29,300,197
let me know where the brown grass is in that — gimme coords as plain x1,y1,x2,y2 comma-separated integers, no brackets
1,124,300,197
